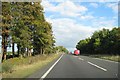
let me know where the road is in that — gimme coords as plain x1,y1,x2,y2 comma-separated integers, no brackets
28,54,119,80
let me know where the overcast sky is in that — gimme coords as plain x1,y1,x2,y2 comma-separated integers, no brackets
41,0,118,52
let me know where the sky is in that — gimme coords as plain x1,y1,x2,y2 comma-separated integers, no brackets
41,0,118,52
0,0,119,53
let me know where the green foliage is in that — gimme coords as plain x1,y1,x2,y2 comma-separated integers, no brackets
54,46,69,53
1,2,55,61
1,2,12,61
76,27,120,55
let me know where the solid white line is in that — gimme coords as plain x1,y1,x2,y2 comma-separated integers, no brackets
93,58,118,63
78,58,84,61
88,61,107,72
41,54,63,78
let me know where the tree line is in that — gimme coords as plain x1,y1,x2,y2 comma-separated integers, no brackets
55,46,69,53
76,27,120,55
1,2,67,62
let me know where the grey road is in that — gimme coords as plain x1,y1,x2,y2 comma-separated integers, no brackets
28,54,119,80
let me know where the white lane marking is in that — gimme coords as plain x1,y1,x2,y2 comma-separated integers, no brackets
93,58,118,63
78,58,84,61
41,54,63,78
87,61,107,72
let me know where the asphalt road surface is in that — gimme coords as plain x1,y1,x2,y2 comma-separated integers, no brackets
28,54,119,80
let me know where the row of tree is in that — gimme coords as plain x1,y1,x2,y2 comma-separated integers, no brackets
55,46,69,53
1,2,57,62
76,27,120,55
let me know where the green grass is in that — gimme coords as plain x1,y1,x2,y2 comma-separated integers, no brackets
2,53,60,78
86,54,120,62
99,55,119,62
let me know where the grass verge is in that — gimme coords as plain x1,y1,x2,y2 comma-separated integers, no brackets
85,54,120,62
2,53,60,78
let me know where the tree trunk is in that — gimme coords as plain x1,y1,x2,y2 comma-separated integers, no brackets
2,36,7,62
43,49,45,55
21,47,26,57
2,52,6,62
29,48,32,56
17,44,20,57
40,48,42,54
12,42,15,58
27,47,29,56
27,48,32,57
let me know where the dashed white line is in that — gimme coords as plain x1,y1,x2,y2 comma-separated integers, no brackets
41,54,63,79
78,58,84,61
88,61,107,72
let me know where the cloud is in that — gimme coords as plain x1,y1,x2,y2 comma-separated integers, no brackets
92,17,117,29
46,18,97,51
80,15,94,20
46,16,117,51
90,3,98,8
41,0,118,2
41,0,64,12
106,3,118,13
41,0,88,17
41,1,117,51
63,1,88,14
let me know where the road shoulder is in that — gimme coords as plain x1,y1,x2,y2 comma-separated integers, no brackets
27,54,62,78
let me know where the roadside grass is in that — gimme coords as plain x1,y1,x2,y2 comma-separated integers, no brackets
2,53,60,78
86,54,120,62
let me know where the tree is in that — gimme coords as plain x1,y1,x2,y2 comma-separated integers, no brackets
76,27,120,55
1,2,56,61
1,2,12,61
54,46,69,53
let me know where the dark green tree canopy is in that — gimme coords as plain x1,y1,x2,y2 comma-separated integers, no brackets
76,27,120,55
1,2,56,61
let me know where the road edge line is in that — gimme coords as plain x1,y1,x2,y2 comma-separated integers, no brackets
41,54,64,78
87,61,107,72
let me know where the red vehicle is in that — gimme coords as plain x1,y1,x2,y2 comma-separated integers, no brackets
74,50,80,55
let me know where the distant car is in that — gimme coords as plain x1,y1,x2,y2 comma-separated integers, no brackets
74,50,80,55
